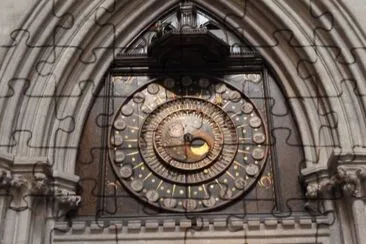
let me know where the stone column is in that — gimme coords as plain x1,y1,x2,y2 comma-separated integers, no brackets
337,165,366,244
3,175,33,244
303,167,344,244
0,153,14,244
0,154,80,244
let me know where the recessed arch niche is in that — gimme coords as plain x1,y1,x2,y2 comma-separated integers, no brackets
75,1,307,219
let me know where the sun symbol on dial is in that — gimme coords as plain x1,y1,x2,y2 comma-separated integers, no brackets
109,77,268,212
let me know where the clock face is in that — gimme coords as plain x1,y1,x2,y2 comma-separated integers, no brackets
109,77,268,212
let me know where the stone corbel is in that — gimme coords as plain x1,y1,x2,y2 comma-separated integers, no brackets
336,165,366,198
301,167,336,215
0,152,14,189
0,154,32,209
303,148,366,198
31,172,50,195
8,175,30,210
51,170,81,217
0,169,12,188
0,153,81,214
303,166,336,200
6,172,52,209
7,171,81,215
331,148,366,198
54,188,81,209
306,177,335,199
10,175,28,189
6,156,53,209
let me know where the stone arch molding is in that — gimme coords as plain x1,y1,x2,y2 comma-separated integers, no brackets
1,0,366,197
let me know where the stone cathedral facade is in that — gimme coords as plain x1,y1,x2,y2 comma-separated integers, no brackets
1,1,366,243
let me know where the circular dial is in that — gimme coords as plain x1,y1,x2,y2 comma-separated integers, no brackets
140,98,238,184
109,77,268,212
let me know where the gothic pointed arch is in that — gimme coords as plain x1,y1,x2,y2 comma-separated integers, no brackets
1,1,366,243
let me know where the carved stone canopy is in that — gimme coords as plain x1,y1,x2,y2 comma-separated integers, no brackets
114,1,260,72
147,30,230,67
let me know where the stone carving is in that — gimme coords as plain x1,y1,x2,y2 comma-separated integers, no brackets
7,175,30,209
336,166,366,197
10,175,29,190
54,188,81,209
305,165,366,200
0,165,80,212
32,172,50,194
305,178,335,199
0,170,12,187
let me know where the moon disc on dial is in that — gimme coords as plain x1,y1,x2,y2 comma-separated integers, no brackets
241,103,253,114
133,92,145,103
130,179,144,192
245,164,259,177
183,199,197,210
120,165,133,178
198,78,210,88
114,150,125,163
164,78,175,88
146,190,159,202
182,76,193,86
163,198,177,208
230,91,241,102
114,119,126,130
252,148,265,160
253,132,266,144
249,116,262,128
121,105,134,116
111,134,123,146
147,83,159,94
215,84,227,94
234,177,247,189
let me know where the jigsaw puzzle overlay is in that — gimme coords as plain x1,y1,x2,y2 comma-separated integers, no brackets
0,0,365,244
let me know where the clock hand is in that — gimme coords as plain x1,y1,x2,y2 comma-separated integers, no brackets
162,143,186,148
195,109,204,129
183,133,193,162
184,142,189,161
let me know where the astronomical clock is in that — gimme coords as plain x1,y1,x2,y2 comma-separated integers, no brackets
76,2,305,217
109,77,268,212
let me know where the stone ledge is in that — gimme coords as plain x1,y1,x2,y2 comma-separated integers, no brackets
53,218,330,244
54,216,329,235
281,218,296,228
